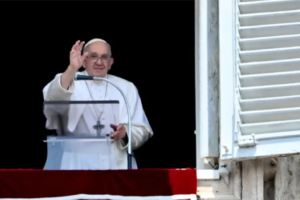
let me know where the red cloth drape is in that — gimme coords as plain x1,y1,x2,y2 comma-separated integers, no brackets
0,169,197,198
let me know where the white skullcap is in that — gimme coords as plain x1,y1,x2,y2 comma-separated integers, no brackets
83,38,108,51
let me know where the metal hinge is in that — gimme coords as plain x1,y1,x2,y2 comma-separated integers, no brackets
237,133,257,148
236,122,257,148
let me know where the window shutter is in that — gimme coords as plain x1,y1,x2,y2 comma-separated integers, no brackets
238,0,300,137
220,0,300,161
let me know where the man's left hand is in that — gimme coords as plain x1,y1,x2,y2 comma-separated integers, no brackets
110,124,127,140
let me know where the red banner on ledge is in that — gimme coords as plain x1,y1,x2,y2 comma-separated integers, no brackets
0,169,197,199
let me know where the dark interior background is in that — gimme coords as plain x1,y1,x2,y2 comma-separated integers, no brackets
0,1,195,169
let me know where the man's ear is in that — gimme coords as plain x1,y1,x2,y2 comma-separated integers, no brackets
108,58,114,70
111,57,114,65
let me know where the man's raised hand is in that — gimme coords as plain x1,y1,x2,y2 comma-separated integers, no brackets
61,40,89,89
69,40,89,71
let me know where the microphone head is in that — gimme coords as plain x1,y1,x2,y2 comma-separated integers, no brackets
73,74,93,80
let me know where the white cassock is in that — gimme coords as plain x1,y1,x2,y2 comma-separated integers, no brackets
43,70,153,170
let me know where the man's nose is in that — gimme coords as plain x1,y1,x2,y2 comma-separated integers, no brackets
96,57,103,65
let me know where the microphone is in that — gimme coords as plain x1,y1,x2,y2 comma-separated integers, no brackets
74,74,94,80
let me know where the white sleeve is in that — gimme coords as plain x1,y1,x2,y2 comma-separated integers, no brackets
116,125,152,151
42,73,76,130
43,74,75,101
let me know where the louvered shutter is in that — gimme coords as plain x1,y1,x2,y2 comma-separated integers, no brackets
219,0,300,161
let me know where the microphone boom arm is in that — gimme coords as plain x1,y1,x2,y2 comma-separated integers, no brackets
74,74,133,169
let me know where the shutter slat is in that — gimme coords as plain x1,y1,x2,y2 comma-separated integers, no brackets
239,10,300,26
239,71,300,87
240,95,300,111
240,58,300,75
240,107,300,123
241,120,300,134
240,83,300,99
239,0,300,14
239,22,300,38
240,34,300,51
240,46,300,63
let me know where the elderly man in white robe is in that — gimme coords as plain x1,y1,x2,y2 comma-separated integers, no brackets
43,38,153,170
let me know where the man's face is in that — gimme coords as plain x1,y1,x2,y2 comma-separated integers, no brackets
83,42,114,77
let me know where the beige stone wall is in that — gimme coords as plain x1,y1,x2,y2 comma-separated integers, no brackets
197,154,300,200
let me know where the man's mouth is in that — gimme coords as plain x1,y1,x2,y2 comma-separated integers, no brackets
94,67,105,70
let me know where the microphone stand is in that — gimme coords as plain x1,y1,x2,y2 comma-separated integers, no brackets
74,74,133,169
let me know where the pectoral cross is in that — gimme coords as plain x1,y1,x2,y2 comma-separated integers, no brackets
93,120,105,135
